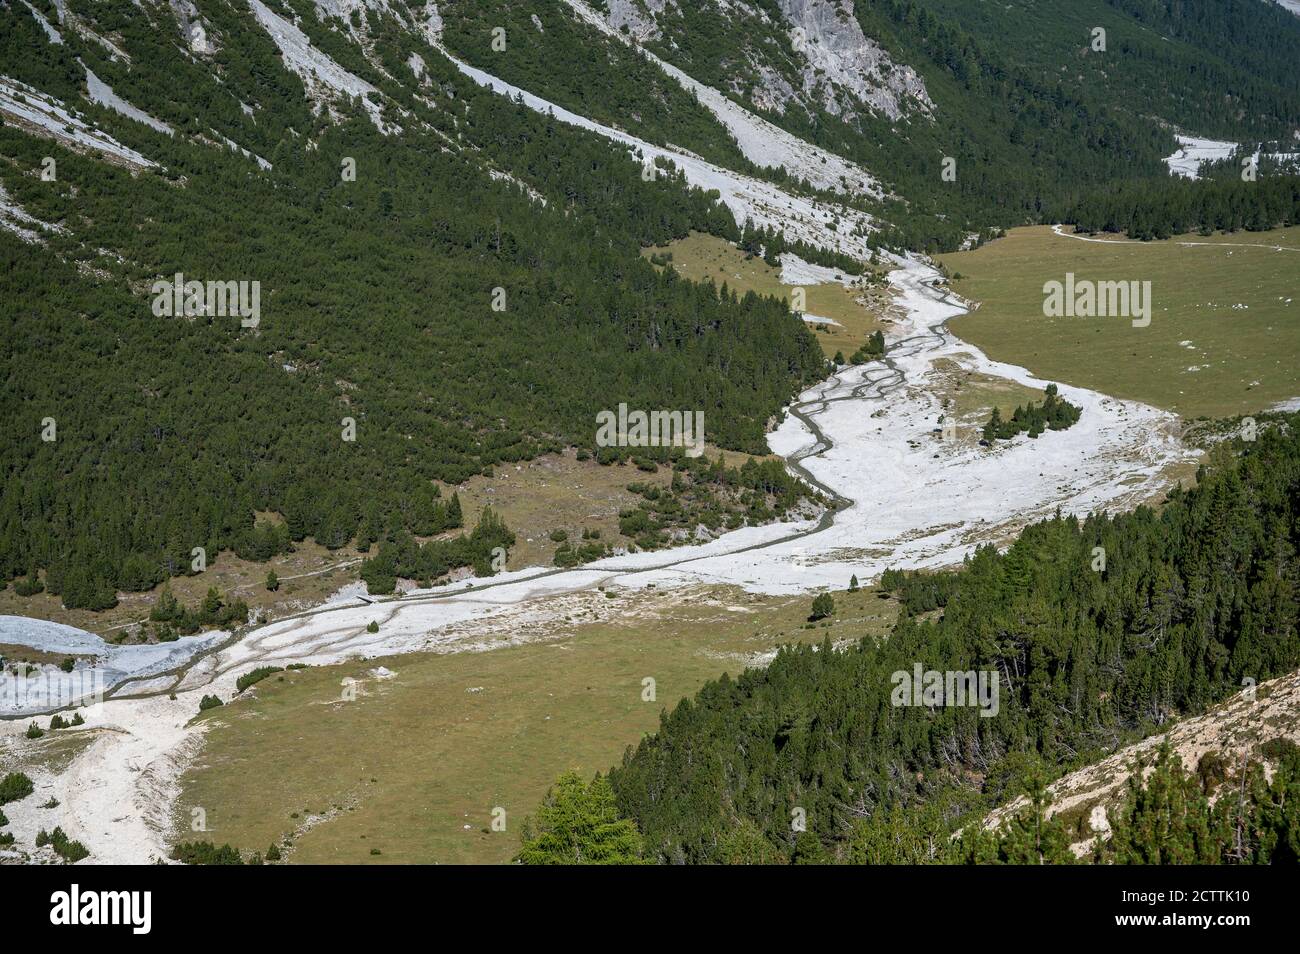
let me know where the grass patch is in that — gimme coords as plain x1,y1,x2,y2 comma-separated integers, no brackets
939,225,1300,419
175,585,897,864
454,446,773,571
643,232,890,360
929,358,1046,447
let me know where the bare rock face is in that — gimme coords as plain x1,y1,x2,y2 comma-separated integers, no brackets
603,0,671,43
593,0,931,121
777,0,932,120
169,0,216,56
744,62,800,116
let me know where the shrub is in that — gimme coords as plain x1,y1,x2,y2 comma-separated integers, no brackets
0,772,34,804
13,574,44,596
38,826,89,863
366,620,379,633
25,722,43,739
170,841,243,865
1196,750,1229,793
809,592,835,621
198,694,224,711
235,666,284,693
1261,737,1300,763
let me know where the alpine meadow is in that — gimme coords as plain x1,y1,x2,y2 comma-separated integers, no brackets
1,0,1299,920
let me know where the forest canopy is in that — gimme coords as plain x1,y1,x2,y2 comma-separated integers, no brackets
598,418,1300,863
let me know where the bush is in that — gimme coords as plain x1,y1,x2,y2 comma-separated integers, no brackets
235,666,284,693
548,529,568,543
366,620,379,633
1261,737,1300,763
150,585,249,635
25,722,43,739
982,384,1082,443
1196,750,1229,793
13,574,44,597
170,841,243,865
849,331,885,364
198,694,223,711
0,772,34,804
59,657,75,673
37,826,89,863
809,592,835,621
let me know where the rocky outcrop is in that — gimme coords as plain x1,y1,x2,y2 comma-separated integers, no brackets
777,0,932,120
593,0,932,120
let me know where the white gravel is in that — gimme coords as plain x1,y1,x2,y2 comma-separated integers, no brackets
1164,135,1236,179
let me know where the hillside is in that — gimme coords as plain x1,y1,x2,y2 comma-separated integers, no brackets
1,0,834,606
980,668,1300,858
4,1,1298,614
574,0,1300,247
1,0,1299,878
595,419,1300,863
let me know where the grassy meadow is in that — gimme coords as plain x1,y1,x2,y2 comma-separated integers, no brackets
939,226,1300,419
175,584,897,864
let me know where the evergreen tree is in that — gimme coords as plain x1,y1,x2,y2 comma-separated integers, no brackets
515,772,647,865
810,592,835,620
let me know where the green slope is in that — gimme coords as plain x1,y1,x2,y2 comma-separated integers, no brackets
0,0,825,605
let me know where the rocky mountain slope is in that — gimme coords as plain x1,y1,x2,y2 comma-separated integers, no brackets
983,669,1300,856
